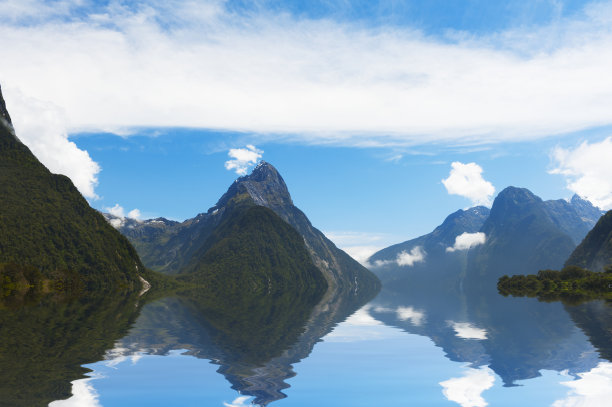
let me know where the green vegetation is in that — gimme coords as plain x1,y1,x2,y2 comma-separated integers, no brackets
0,117,145,290
0,290,145,407
176,284,325,365
498,265,612,304
178,198,328,296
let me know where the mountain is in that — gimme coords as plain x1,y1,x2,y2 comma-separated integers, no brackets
466,187,578,288
543,194,604,245
369,186,601,290
177,202,328,295
367,206,490,286
0,85,144,289
113,162,379,293
565,210,612,272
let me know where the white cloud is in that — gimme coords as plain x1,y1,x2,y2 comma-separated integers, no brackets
442,162,495,207
324,231,397,266
396,306,425,326
373,246,427,268
552,362,612,407
550,137,612,209
446,232,486,252
397,246,426,266
342,245,385,266
449,322,488,340
223,396,253,407
325,305,406,342
49,378,101,407
5,89,100,199
105,203,142,220
440,366,495,407
0,2,612,146
224,145,263,175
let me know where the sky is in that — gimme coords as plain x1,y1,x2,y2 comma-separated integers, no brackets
1,0,612,262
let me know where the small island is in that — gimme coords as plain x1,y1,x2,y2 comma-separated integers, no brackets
498,265,612,304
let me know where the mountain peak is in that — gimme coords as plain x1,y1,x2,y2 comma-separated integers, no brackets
249,160,279,181
216,161,293,209
496,186,540,202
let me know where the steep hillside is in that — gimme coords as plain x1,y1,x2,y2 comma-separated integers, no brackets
114,162,379,293
466,187,577,288
368,206,489,286
0,85,144,289
565,210,612,272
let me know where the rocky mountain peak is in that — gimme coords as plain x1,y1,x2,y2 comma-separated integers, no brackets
570,194,605,225
215,161,293,209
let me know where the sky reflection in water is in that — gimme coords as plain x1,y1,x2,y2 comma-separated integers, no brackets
51,293,612,407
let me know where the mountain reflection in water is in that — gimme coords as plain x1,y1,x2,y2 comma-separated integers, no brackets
369,282,612,387
3,275,612,406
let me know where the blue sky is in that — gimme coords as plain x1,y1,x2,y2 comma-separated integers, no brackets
1,0,612,261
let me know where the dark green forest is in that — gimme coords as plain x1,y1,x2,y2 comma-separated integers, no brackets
498,265,612,304
0,120,145,289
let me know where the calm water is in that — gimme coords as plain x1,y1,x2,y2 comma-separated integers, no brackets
1,282,611,407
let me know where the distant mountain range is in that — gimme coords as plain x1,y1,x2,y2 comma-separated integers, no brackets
369,185,605,289
0,85,146,290
106,161,380,295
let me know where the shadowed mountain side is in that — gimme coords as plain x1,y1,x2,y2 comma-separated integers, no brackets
368,206,489,286
466,187,578,290
0,85,145,289
177,201,328,296
543,196,604,245
112,162,380,295
112,280,376,406
564,300,612,362
370,187,601,291
566,211,612,273
0,291,145,407
370,285,601,386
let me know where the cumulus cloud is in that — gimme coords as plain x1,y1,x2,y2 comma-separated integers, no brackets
446,232,486,252
224,145,263,175
440,366,495,407
552,362,612,407
397,246,426,266
49,378,101,407
5,89,100,199
449,322,488,340
370,304,426,327
442,162,495,206
373,246,427,268
106,203,141,220
1,2,612,146
550,137,612,209
223,396,253,407
396,306,426,326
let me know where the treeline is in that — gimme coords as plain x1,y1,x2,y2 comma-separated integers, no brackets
498,265,612,304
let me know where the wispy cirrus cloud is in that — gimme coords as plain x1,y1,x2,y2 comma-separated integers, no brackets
1,1,612,146
2,1,612,199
